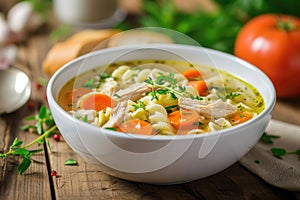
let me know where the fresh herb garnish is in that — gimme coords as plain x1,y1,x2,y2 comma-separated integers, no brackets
104,127,117,131
0,125,57,174
1,105,58,174
99,72,111,82
271,148,300,160
226,92,241,99
260,132,280,144
21,105,56,136
132,100,146,111
144,72,187,100
165,105,178,113
76,115,88,122
114,94,121,99
83,79,94,89
64,159,78,166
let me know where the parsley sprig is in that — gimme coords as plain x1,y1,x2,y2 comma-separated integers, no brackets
260,132,300,160
260,132,280,144
132,100,146,111
0,105,58,174
271,148,300,160
21,105,56,135
144,72,186,100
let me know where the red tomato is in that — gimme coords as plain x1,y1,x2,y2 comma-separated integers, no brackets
234,14,300,98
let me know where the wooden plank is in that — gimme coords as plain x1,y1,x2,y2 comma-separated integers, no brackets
48,136,297,199
0,33,53,199
0,103,52,199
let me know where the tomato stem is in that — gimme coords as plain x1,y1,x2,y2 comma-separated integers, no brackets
276,16,295,31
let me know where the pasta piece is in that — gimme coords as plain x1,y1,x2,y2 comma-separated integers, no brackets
97,107,112,127
130,108,149,121
139,95,152,106
186,129,205,135
121,68,137,83
152,93,178,108
146,104,175,135
111,65,130,79
208,118,232,131
135,68,152,83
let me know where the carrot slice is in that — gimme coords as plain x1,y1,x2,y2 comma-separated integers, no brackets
182,69,203,80
232,112,252,124
79,93,114,112
168,110,200,131
118,119,153,135
188,80,208,96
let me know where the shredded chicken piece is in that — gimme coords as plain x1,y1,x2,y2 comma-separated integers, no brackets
103,101,127,128
97,77,118,96
70,109,96,122
179,98,237,118
113,83,151,102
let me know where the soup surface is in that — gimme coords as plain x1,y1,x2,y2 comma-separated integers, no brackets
58,60,265,135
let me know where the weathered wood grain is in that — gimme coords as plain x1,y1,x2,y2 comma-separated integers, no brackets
1,0,300,199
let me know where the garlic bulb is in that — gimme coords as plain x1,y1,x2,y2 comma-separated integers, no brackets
7,1,43,34
0,13,22,46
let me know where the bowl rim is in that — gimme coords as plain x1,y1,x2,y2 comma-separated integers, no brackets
47,43,276,141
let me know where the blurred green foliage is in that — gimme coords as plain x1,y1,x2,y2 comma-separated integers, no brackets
117,0,300,54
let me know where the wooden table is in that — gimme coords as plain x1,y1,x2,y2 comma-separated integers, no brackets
1,5,300,200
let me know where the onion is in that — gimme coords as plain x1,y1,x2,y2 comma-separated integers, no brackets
7,1,43,34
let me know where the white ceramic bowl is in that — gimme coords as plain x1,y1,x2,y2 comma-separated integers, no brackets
47,44,276,184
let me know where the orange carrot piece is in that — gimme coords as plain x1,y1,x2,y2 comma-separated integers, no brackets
118,119,153,135
233,112,252,124
182,69,203,80
79,93,114,112
188,80,208,96
168,110,200,131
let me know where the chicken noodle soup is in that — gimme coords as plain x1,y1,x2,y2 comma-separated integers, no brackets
58,60,265,135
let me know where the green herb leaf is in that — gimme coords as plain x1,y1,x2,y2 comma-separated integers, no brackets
20,124,35,131
29,149,43,154
38,77,48,87
105,127,117,131
99,72,111,81
84,79,94,88
24,115,37,121
36,121,43,135
11,138,23,149
165,105,178,113
144,77,154,85
38,105,47,119
64,159,78,165
271,148,286,159
13,148,30,156
260,132,280,144
132,100,146,111
18,156,32,174
226,92,241,99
